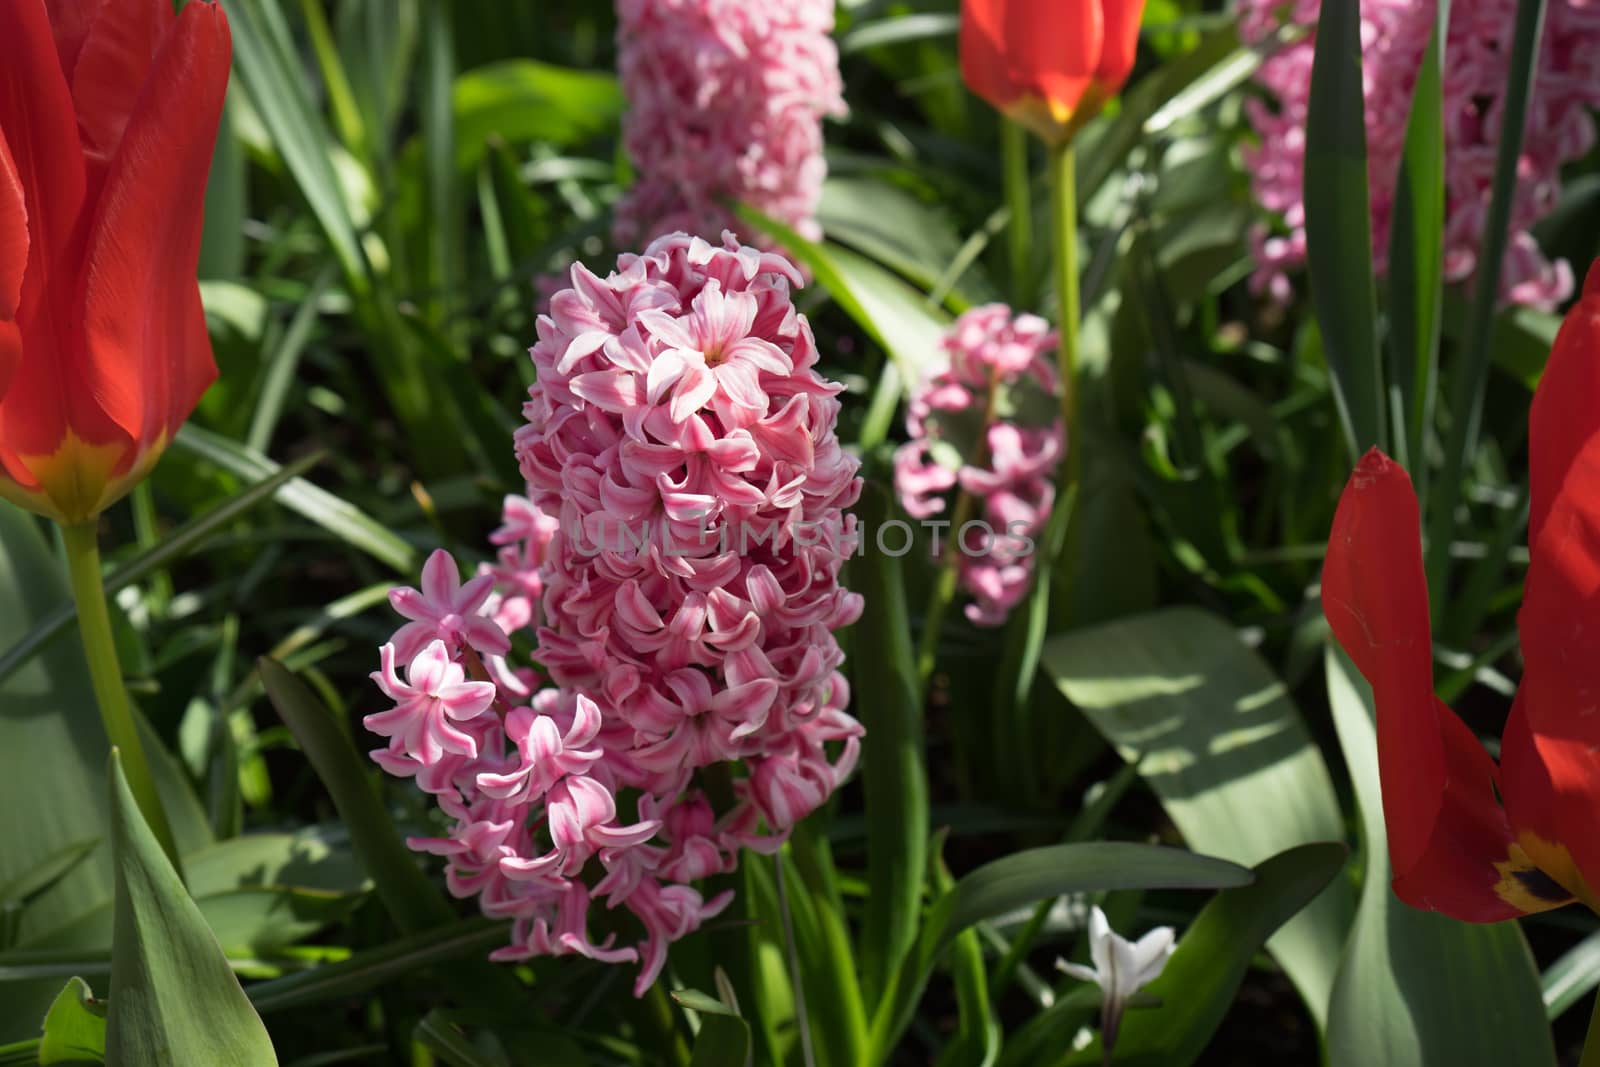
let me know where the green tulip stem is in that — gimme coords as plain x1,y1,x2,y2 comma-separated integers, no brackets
61,521,180,871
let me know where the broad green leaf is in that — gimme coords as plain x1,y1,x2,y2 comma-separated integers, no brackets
675,988,753,1067
1043,607,1354,1024
869,843,1253,1058
817,177,994,309
1303,0,1385,457
0,509,210,1039
845,480,928,1013
452,61,622,169
1061,844,1348,1067
38,977,106,1066
104,754,276,1065
0,841,100,912
1324,647,1555,1067
33,831,369,956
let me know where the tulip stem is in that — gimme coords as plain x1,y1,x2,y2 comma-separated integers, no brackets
1581,989,1600,1067
61,522,181,871
1048,141,1080,473
1002,120,1032,306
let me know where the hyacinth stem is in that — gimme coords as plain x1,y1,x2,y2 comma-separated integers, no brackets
915,377,1003,688
1002,120,1032,306
1582,991,1600,1067
61,521,181,871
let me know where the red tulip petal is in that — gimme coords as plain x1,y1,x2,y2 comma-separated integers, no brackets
0,0,87,326
1501,687,1592,910
1517,421,1600,904
1094,0,1144,91
0,131,24,404
960,0,1022,115
0,130,25,323
1528,259,1600,549
69,0,174,195
75,0,229,448
43,0,107,78
1010,0,1101,114
1324,449,1528,920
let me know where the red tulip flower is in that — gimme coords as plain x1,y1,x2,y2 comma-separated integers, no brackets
0,0,231,524
959,0,1145,144
1324,263,1600,921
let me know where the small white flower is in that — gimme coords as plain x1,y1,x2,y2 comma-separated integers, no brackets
1056,906,1177,1054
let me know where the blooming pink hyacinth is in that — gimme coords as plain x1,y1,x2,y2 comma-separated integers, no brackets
368,231,863,995
613,0,845,246
895,305,1065,627
1240,0,1600,308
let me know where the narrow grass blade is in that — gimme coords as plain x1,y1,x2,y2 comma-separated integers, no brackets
846,480,929,1012
1426,0,1549,604
1386,2,1450,476
175,426,416,573
0,450,321,682
1544,930,1600,1021
1303,0,1385,456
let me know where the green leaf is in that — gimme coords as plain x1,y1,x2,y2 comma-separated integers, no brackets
1303,0,1385,457
174,426,416,573
0,509,211,1039
1042,607,1355,1024
104,753,276,1065
0,841,100,912
33,831,370,956
38,977,106,1066
1060,844,1348,1067
675,987,752,1067
1426,0,1550,606
1543,929,1600,1021
220,0,370,286
816,177,994,309
247,919,507,1014
845,480,928,1012
1385,3,1448,474
1323,647,1555,1067
869,843,1253,1058
735,204,949,385
0,451,323,684
452,61,623,169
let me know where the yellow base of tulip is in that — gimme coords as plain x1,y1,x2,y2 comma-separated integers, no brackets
0,429,164,524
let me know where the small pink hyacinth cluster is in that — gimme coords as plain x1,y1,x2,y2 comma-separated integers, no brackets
1240,0,1600,308
613,0,845,246
368,231,863,995
894,305,1065,627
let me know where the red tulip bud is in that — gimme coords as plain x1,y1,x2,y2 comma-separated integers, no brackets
0,0,232,523
960,0,1145,145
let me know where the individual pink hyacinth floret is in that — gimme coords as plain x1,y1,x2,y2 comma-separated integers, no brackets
1240,0,1600,309
895,304,1065,627
367,231,864,995
613,0,846,246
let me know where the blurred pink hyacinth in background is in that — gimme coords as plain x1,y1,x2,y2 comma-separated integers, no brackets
895,305,1065,627
613,0,846,246
1239,0,1600,309
367,231,864,995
